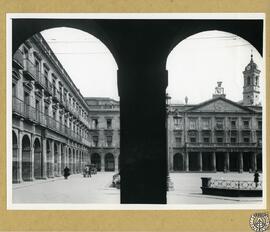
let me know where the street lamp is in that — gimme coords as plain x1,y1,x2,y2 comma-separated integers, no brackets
166,93,174,191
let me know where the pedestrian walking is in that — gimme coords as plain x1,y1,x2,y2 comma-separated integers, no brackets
64,166,70,179
254,170,259,187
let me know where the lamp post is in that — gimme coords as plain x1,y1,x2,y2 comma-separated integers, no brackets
166,93,174,191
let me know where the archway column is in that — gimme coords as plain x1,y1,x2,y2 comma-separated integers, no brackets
57,143,62,176
114,155,118,171
252,152,257,172
101,154,105,172
239,152,243,173
212,152,216,172
198,152,202,172
224,152,230,172
50,140,55,177
42,137,47,179
14,130,23,183
185,152,189,172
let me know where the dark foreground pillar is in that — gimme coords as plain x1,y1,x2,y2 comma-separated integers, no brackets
118,67,167,204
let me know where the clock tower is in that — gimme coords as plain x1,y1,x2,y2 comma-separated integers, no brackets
242,53,261,106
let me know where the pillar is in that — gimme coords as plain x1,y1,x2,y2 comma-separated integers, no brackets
17,130,23,183
199,152,202,172
58,143,62,176
101,154,105,172
252,152,257,172
224,152,229,172
51,140,55,177
115,155,119,171
185,152,189,172
42,137,47,179
30,136,35,181
212,152,216,172
239,152,243,173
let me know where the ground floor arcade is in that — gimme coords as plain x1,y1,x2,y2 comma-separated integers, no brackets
171,150,262,173
12,129,90,183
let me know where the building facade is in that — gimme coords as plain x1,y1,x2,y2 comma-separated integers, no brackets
168,55,262,172
85,98,120,172
12,33,262,184
12,33,92,183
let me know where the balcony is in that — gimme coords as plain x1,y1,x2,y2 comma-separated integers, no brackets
186,142,257,148
52,88,61,102
23,59,38,81
13,50,24,69
12,97,88,145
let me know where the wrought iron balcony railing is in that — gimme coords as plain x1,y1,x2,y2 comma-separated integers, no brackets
12,97,91,145
23,59,38,81
13,50,24,69
186,142,258,148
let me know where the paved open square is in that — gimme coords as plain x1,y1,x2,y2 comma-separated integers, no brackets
13,172,263,205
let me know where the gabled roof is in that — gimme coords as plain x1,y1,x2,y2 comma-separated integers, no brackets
183,97,257,113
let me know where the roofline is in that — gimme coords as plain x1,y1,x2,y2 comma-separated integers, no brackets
184,96,257,113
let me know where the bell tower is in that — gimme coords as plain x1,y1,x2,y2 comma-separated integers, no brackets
242,53,261,106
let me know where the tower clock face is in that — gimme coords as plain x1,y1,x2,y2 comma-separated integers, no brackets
247,65,251,70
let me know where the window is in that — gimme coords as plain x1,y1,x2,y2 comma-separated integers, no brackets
107,119,112,129
203,137,210,143
24,92,30,105
174,117,182,128
190,137,196,143
12,84,17,97
230,120,236,128
107,136,112,147
258,120,262,130
35,100,40,111
243,137,250,143
243,120,250,129
175,137,181,146
217,137,223,143
189,118,197,130
230,137,236,143
92,119,98,129
247,76,251,85
93,136,98,147
44,65,49,78
53,111,56,120
216,118,224,130
202,118,210,130
35,59,40,74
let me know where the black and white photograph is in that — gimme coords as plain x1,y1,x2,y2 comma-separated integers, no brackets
7,13,265,209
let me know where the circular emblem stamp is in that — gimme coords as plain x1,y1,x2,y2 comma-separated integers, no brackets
249,213,270,232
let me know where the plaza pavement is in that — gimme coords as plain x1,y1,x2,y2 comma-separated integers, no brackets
167,172,263,204
12,172,263,205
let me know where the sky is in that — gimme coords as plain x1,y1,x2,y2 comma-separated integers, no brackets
41,27,263,104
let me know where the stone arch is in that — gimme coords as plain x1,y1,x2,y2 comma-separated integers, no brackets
105,153,115,171
91,153,101,171
12,19,263,204
173,153,184,171
33,137,42,179
12,130,19,183
21,134,32,181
